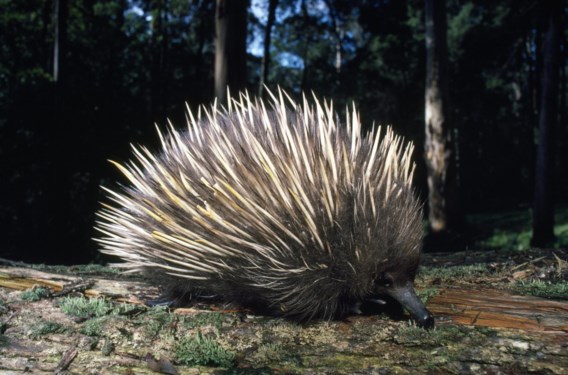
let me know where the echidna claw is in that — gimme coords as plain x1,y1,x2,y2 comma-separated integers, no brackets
349,302,363,315
145,299,175,308
366,298,387,305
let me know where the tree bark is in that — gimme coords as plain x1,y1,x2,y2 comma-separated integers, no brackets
53,0,68,85
49,0,71,264
324,0,342,89
258,0,278,97
531,0,561,247
215,0,248,104
424,0,459,236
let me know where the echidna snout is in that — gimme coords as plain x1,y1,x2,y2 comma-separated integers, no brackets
95,89,434,328
373,274,434,329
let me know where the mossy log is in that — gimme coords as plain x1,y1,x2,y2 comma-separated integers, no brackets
0,265,567,374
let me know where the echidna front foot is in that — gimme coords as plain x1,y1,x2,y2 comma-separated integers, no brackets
145,298,176,308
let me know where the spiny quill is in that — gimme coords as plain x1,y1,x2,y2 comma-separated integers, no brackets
95,89,433,328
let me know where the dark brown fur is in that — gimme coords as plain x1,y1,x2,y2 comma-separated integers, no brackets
96,92,434,327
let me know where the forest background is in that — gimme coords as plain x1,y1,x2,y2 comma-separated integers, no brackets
1,0,566,264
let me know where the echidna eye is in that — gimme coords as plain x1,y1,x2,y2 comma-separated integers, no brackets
377,273,394,288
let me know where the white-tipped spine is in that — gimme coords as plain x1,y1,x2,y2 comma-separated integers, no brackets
96,88,418,289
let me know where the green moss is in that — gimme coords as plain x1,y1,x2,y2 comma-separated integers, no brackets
181,312,225,330
418,264,491,283
114,302,145,316
175,332,236,368
144,306,175,337
59,296,141,319
80,317,107,337
395,324,467,347
225,367,274,375
25,263,120,275
101,338,115,355
515,280,568,299
475,326,497,336
58,297,144,336
253,342,285,364
68,264,121,275
415,288,438,303
30,320,67,338
20,286,51,301
392,325,499,371
395,324,435,345
59,296,115,319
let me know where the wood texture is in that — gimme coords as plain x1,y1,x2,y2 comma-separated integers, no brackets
1,267,566,333
1,265,567,373
428,287,568,332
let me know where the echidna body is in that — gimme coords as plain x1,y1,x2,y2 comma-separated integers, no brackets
96,90,434,328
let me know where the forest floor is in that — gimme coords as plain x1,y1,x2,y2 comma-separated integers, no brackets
0,248,567,374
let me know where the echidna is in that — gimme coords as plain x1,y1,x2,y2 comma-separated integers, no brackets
95,90,434,328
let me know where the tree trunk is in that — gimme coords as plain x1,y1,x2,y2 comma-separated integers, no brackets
324,0,342,90
531,0,561,247
258,0,278,97
53,0,68,85
424,0,459,237
214,0,248,104
49,0,70,263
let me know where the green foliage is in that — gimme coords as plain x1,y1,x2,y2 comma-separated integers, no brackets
481,229,533,251
470,207,568,250
1,0,567,261
555,220,568,248
80,317,107,337
447,2,478,60
515,280,568,300
144,306,175,337
59,296,142,321
59,296,115,319
175,332,236,368
415,288,438,303
181,312,225,330
114,302,145,316
58,296,146,337
20,287,51,302
30,320,67,338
